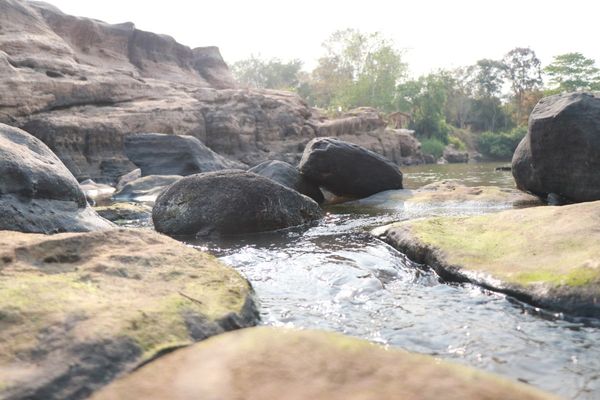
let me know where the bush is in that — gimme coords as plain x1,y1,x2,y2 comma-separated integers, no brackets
420,138,446,159
477,126,527,159
448,135,466,151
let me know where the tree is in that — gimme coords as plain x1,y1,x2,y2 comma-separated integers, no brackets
467,59,506,98
308,29,407,112
503,47,542,121
544,52,600,92
231,56,303,90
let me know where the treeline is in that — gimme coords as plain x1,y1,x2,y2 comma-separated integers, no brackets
231,29,600,159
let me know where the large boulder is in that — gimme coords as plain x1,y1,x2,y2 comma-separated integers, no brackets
512,92,600,202
0,228,258,400
153,170,322,236
92,327,556,400
298,137,403,198
442,144,469,163
248,160,324,203
373,200,600,318
124,133,244,176
112,175,182,203
0,123,113,233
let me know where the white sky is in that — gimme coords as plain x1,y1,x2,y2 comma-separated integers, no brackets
44,0,600,77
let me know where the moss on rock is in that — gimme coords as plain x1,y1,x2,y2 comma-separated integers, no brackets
374,201,600,317
0,229,258,400
92,327,557,400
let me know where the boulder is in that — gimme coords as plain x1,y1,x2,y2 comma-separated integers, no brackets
153,170,322,236
92,327,556,400
512,92,600,202
124,133,244,177
115,168,141,191
112,175,182,203
0,228,258,400
373,200,600,317
248,160,324,203
298,137,403,198
0,123,113,233
442,144,469,163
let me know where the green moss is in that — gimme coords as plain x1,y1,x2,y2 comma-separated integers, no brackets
515,267,599,287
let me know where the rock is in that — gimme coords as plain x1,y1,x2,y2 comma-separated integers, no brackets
298,137,403,198
316,108,425,166
80,179,116,206
442,144,469,163
94,203,152,222
124,133,244,177
0,123,113,233
373,201,600,317
512,92,600,202
153,170,322,236
0,228,258,400
116,168,141,191
339,180,542,211
91,327,556,400
112,175,182,203
248,160,324,203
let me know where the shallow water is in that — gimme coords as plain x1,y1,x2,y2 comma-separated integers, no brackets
184,163,600,399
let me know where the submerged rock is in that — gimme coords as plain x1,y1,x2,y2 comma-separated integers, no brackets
0,229,258,400
94,203,152,222
112,175,182,203
0,123,113,233
512,92,600,202
298,137,403,199
124,133,244,177
374,201,600,317
92,327,556,400
248,160,324,203
153,170,322,236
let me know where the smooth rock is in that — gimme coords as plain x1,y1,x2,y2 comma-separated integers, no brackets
153,170,322,236
80,179,116,206
443,144,469,163
298,137,403,198
115,169,141,191
248,160,324,203
374,201,600,317
112,175,182,203
92,327,556,400
512,92,600,202
0,228,258,400
124,133,244,177
0,123,113,233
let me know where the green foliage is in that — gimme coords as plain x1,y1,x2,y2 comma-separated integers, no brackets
544,52,600,92
503,48,542,121
477,126,527,159
420,138,446,159
448,136,466,151
231,56,303,90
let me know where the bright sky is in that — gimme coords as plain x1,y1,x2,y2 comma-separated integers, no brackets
44,0,600,77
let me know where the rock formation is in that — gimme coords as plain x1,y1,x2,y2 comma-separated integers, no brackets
512,92,600,202
248,160,324,203
0,0,424,184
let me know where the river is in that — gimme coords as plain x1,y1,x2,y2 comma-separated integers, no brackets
185,162,600,399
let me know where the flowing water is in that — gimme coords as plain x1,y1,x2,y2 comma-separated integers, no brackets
183,162,600,399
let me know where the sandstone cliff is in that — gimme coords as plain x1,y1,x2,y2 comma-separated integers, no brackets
0,0,423,183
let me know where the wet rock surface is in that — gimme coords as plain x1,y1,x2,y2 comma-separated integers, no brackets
124,133,244,176
248,160,324,203
92,327,556,400
299,137,403,199
112,175,182,203
94,203,152,222
0,123,113,233
153,170,322,237
0,228,258,400
374,200,600,317
512,92,600,202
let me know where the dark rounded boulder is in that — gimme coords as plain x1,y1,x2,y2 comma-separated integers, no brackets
298,137,403,198
0,123,113,233
124,133,245,177
153,170,322,236
512,92,600,202
248,160,324,203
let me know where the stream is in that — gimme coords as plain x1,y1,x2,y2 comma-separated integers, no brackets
183,163,599,399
